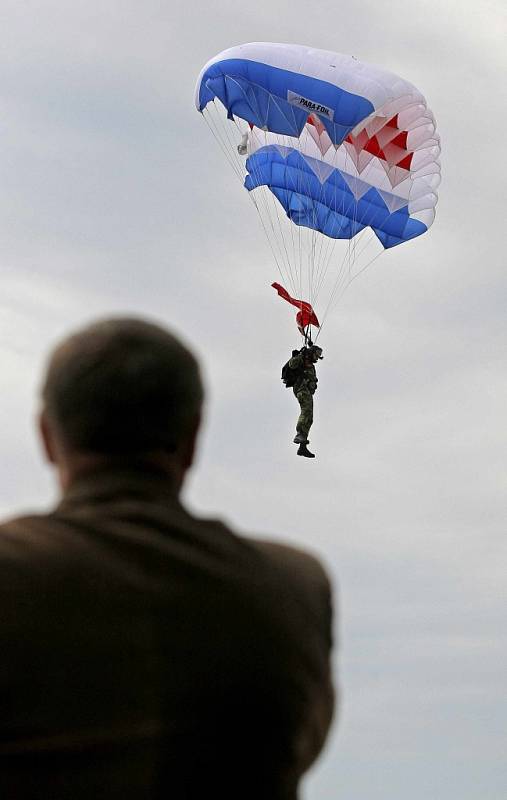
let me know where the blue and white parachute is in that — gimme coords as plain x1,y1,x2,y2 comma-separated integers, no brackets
196,43,440,335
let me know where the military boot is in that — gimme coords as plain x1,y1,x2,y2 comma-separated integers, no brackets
297,442,315,458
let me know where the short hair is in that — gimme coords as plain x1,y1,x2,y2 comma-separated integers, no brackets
41,317,204,456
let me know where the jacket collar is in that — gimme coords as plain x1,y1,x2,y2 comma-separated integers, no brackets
56,462,182,512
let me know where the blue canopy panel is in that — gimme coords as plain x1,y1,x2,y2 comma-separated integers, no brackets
244,147,428,248
197,58,375,146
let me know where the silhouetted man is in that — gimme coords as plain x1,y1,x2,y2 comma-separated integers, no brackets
0,318,334,800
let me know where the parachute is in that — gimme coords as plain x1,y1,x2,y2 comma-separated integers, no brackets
195,43,440,340
271,282,320,335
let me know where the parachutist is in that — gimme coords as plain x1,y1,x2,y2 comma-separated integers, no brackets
281,344,323,457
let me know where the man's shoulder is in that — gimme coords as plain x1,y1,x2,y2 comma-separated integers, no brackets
0,511,84,577
244,537,333,623
185,514,332,603
188,514,322,575
252,538,329,587
0,512,56,549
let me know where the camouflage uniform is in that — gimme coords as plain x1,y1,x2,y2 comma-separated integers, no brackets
289,352,318,440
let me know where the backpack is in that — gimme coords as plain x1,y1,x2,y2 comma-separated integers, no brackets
281,350,303,388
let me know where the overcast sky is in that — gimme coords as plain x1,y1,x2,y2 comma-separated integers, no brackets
1,2,506,798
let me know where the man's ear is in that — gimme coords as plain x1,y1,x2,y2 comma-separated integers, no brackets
180,412,202,472
38,410,57,465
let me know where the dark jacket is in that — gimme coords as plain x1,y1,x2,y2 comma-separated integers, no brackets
0,466,334,799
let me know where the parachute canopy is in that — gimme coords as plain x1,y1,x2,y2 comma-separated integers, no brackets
196,43,440,336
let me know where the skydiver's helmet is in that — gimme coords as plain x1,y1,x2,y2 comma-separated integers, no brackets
302,345,323,362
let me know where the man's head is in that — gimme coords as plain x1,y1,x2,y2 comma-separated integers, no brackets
39,317,204,490
302,345,323,363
